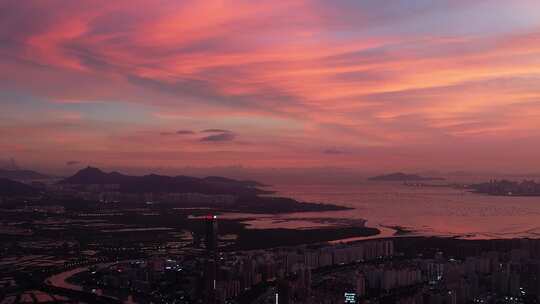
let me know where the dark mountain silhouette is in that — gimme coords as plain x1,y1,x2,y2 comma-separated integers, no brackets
0,178,39,196
233,195,350,213
59,167,271,195
202,176,266,187
369,172,445,181
0,169,50,181
60,167,129,185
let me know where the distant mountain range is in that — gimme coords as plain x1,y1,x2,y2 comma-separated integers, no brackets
0,169,50,181
59,167,270,195
0,178,39,196
368,172,445,181
0,167,352,213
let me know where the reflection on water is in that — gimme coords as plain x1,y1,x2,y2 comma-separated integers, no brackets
224,182,540,239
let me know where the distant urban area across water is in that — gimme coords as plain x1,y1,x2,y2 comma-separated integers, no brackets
222,181,540,240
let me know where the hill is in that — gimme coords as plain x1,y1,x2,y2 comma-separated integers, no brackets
59,167,271,196
0,178,39,196
0,169,50,181
202,176,266,188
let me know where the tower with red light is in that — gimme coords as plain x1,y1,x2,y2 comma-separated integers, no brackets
205,214,218,258
203,214,219,303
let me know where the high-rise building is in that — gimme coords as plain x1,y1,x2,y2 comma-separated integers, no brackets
203,215,219,303
205,215,218,257
356,272,366,298
277,279,291,304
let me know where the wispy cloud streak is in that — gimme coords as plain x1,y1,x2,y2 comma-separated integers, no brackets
1,0,540,171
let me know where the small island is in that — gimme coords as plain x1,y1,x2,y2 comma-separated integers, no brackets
368,172,445,182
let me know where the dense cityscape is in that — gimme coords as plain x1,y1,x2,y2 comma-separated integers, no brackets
1,167,540,304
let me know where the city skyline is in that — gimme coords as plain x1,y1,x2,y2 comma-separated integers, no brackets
2,1,540,174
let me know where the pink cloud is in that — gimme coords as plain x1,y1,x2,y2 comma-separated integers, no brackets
1,0,540,171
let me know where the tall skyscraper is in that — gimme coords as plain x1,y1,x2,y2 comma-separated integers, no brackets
205,214,218,258
204,215,219,303
277,279,291,304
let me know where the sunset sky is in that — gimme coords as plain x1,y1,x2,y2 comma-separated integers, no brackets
1,0,540,174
